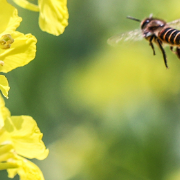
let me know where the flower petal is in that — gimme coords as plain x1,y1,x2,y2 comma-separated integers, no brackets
0,32,37,73
0,0,22,33
7,156,45,180
38,0,69,36
0,75,10,99
4,116,49,160
0,93,10,130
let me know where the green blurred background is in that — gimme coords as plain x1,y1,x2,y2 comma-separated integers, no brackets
2,0,180,179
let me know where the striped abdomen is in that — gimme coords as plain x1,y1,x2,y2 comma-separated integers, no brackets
159,27,180,45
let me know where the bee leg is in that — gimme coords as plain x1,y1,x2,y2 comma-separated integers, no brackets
170,46,177,54
176,47,180,59
170,46,174,52
149,36,156,55
157,39,168,68
170,46,180,59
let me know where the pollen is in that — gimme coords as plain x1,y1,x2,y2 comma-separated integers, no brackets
0,34,14,49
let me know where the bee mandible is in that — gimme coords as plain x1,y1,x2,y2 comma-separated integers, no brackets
108,14,180,68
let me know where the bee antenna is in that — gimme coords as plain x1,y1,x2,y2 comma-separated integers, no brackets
127,16,141,22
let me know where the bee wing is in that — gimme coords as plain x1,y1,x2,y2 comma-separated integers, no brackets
167,19,180,29
107,29,143,46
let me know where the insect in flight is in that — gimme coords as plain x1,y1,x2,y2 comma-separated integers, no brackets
108,14,180,68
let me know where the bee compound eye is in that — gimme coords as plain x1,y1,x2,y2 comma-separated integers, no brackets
141,19,150,29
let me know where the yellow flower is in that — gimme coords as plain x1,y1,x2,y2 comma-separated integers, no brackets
7,156,45,180
0,94,10,129
0,0,37,98
0,75,10,98
0,94,48,179
12,0,69,36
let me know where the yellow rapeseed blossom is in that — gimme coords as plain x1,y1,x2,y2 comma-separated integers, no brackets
0,94,48,179
0,75,9,98
0,0,37,98
7,156,45,180
12,0,69,36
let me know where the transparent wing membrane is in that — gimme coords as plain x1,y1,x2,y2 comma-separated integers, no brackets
167,19,180,29
107,17,180,46
107,29,143,46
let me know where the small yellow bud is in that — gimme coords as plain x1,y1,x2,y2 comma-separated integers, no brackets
0,60,4,66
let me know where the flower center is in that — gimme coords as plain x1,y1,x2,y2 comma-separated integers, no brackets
0,34,14,49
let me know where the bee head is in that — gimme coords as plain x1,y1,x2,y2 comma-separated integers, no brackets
141,17,166,38
127,15,167,38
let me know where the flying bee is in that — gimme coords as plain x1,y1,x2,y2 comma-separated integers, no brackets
108,14,180,68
